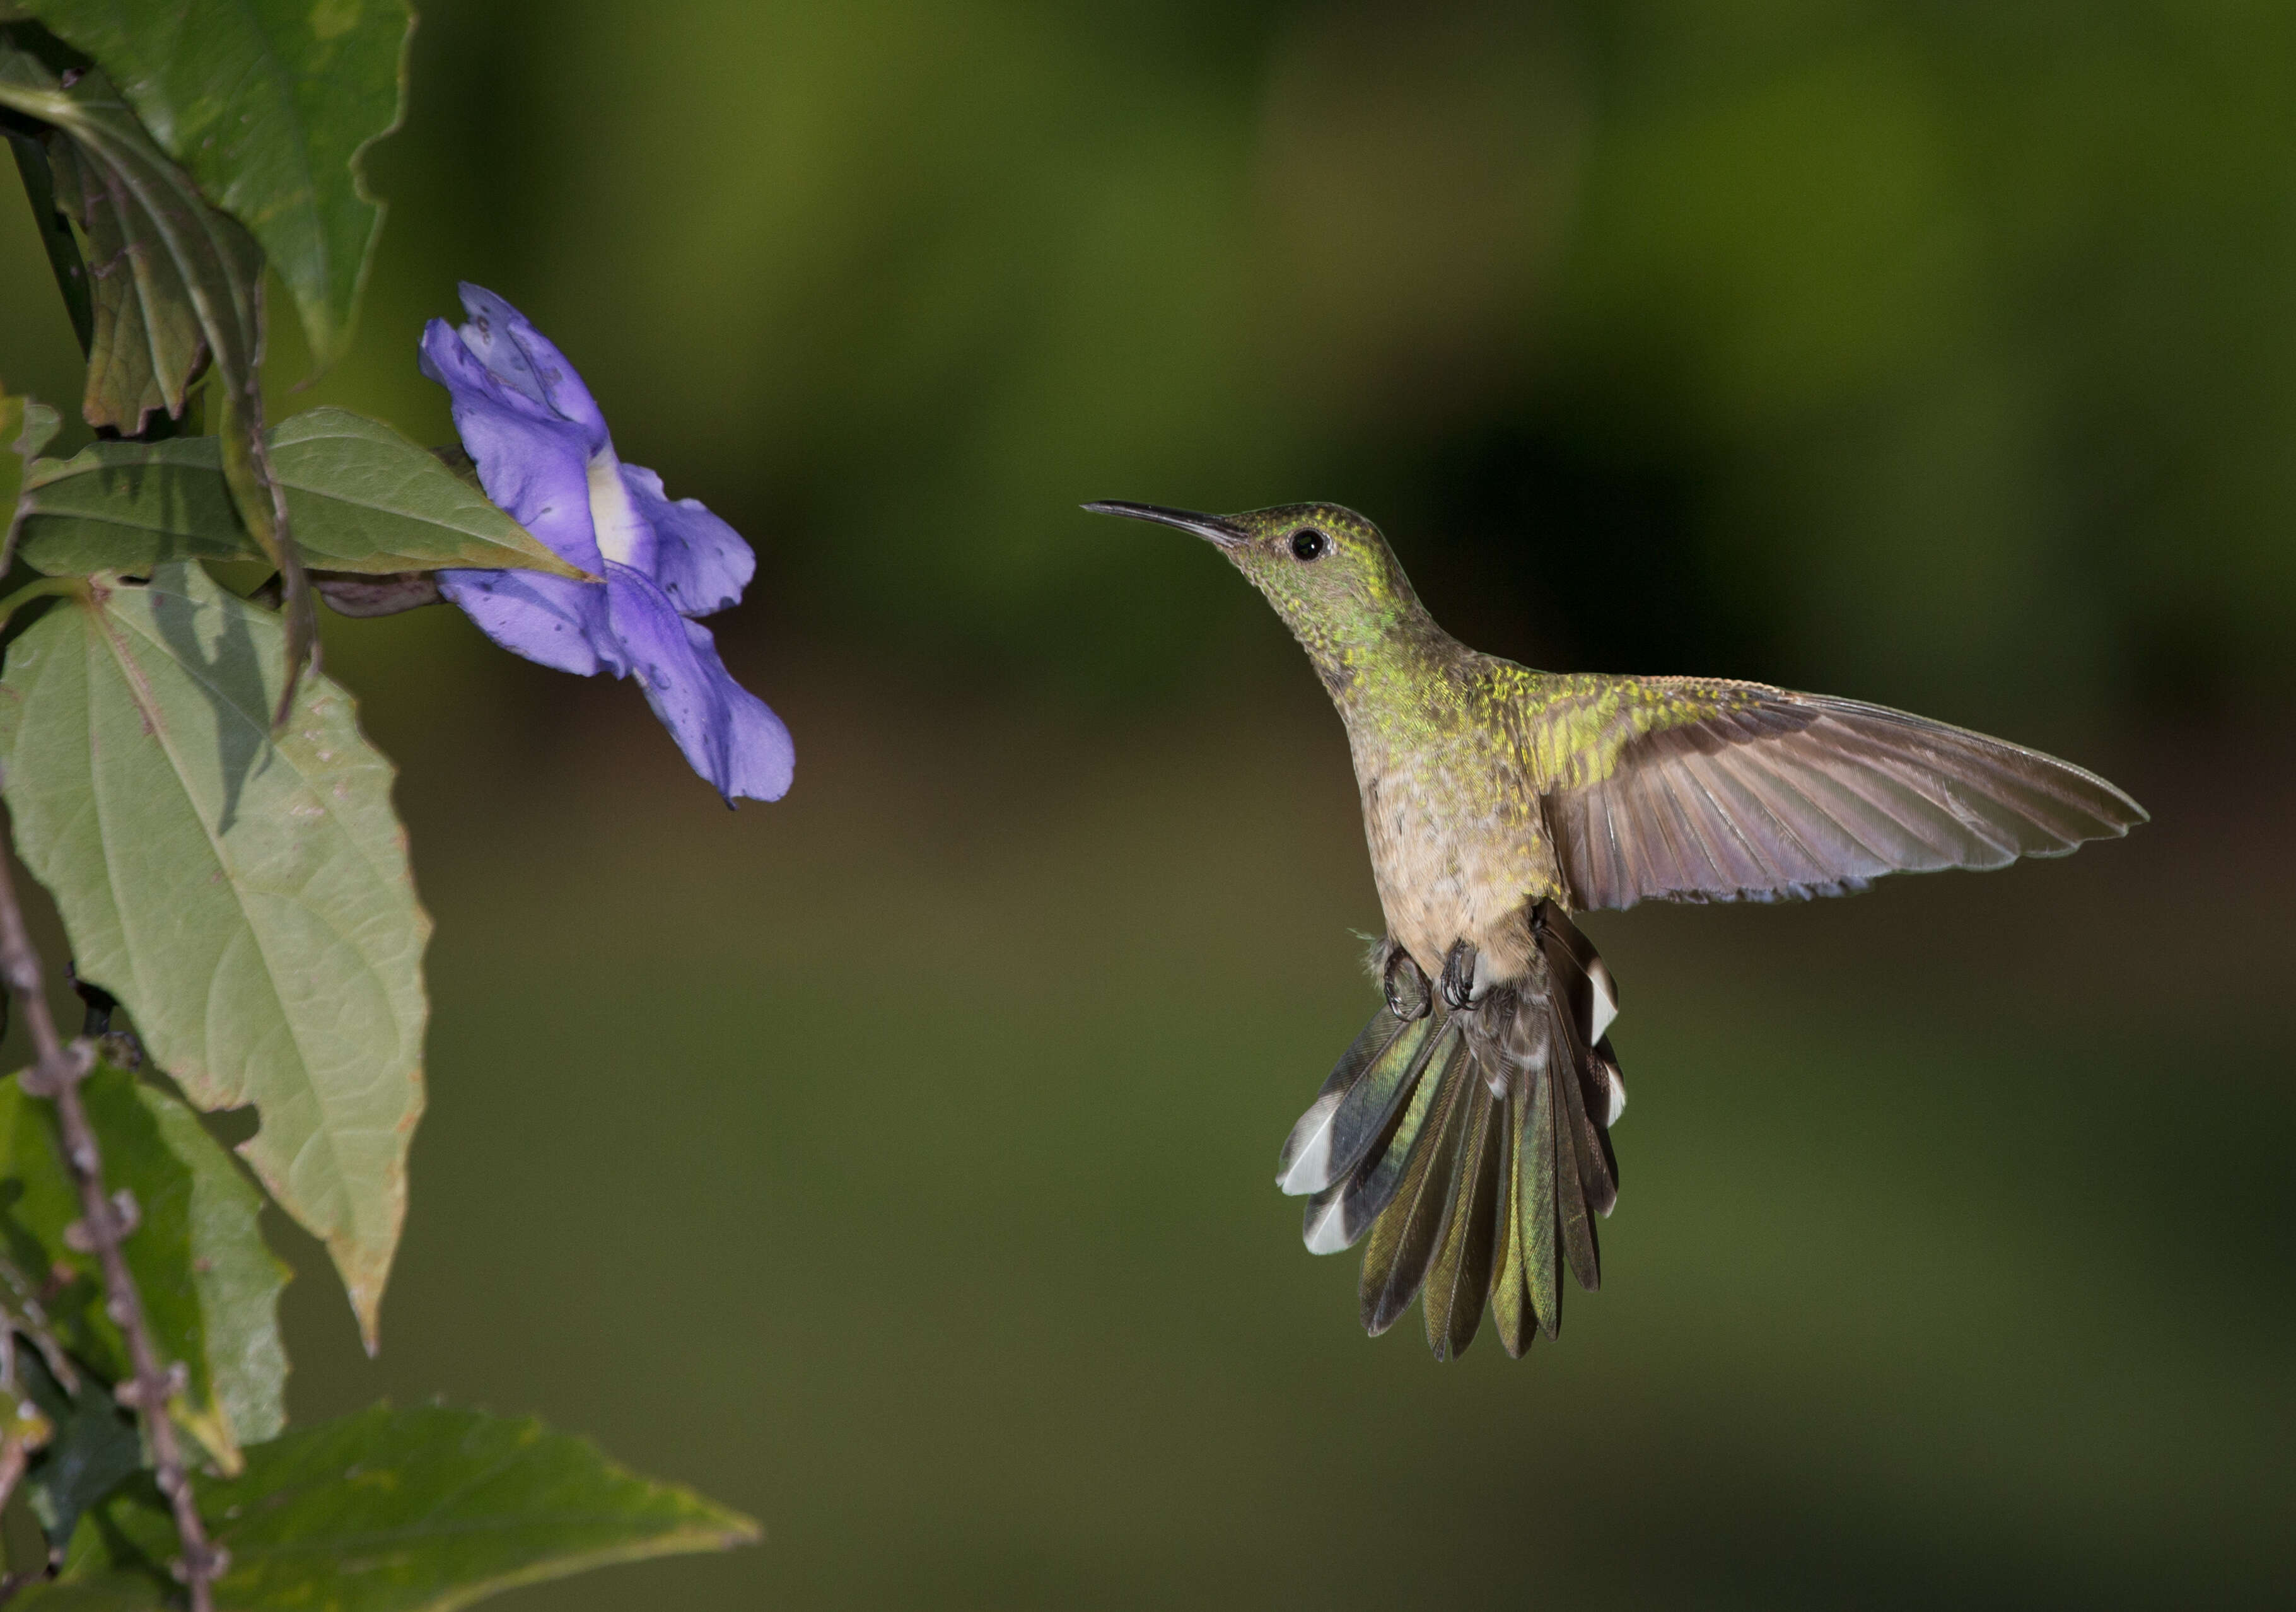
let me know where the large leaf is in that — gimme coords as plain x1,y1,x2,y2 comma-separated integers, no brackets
16,407,588,580
0,29,317,708
20,0,413,370
0,1062,289,1467
0,564,428,1348
31,1405,761,1611
0,35,261,438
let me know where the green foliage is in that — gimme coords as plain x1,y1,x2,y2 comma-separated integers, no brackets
16,407,588,580
3,1580,154,1611
0,37,262,439
18,0,414,371
0,14,767,1607
0,24,320,693
9,393,57,464
16,1347,142,1564
0,1061,289,1467
4,379,59,559
23,1405,761,1611
0,564,429,1350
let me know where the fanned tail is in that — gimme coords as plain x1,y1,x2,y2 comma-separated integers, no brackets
1279,902,1624,1360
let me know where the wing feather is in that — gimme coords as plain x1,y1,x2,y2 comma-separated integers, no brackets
1545,684,2145,909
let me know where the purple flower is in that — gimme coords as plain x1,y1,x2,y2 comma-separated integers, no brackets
419,284,793,803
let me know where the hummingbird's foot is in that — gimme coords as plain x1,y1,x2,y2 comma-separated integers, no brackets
1382,947,1431,1022
1440,939,1482,1011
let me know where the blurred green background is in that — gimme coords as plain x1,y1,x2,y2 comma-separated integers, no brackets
4,0,2293,1606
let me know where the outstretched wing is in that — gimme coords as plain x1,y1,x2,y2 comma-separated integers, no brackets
1532,677,2146,911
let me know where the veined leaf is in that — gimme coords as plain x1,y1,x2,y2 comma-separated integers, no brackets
0,1062,290,1469
33,1405,760,1612
4,382,60,564
19,0,413,371
16,407,587,580
15,435,243,569
9,391,60,463
99,1070,291,1461
0,563,428,1349
0,31,317,708
0,38,261,439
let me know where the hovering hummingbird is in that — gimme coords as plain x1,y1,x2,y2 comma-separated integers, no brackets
1084,499,2145,1361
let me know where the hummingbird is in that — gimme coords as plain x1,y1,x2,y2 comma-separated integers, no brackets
1084,499,2145,1360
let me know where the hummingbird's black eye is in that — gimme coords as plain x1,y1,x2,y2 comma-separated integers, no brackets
1290,529,1330,561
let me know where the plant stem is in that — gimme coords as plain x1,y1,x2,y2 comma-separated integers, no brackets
0,576,81,636
0,841,221,1609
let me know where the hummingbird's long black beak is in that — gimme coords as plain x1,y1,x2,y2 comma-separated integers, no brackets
1081,501,1247,550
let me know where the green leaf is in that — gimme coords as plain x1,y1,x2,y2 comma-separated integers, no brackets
0,30,318,715
0,1077,83,1267
36,1405,761,1612
0,38,262,439
102,1072,291,1459
4,380,59,505
14,397,61,463
12,436,242,569
0,1063,289,1466
18,0,413,371
16,407,588,580
4,382,60,564
0,564,429,1348
16,1346,141,1560
6,1583,158,1611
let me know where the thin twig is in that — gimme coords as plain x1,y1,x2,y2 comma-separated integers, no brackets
0,842,221,1608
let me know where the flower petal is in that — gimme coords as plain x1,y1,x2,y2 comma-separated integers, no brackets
619,463,755,617
420,321,606,575
450,283,610,448
438,569,622,677
604,563,793,802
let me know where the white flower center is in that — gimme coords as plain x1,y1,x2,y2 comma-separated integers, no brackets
586,448,646,566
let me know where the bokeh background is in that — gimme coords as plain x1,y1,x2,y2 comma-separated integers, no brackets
4,1,2293,1605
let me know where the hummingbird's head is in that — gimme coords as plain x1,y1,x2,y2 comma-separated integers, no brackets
1081,500,1426,684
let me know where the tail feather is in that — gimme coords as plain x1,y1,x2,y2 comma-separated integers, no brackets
1571,1058,1621,1218
1290,900,1626,1358
1554,1040,1604,1294
1546,909,1624,1224
1276,1008,1442,1196
1522,1044,1563,1338
1488,1103,1532,1358
1300,1026,1460,1254
1421,1083,1505,1360
1358,1054,1473,1335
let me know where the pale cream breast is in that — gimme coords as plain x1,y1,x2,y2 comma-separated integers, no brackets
1354,732,1559,983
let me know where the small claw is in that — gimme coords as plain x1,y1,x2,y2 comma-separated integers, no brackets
1382,947,1431,1021
1440,939,1479,1011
